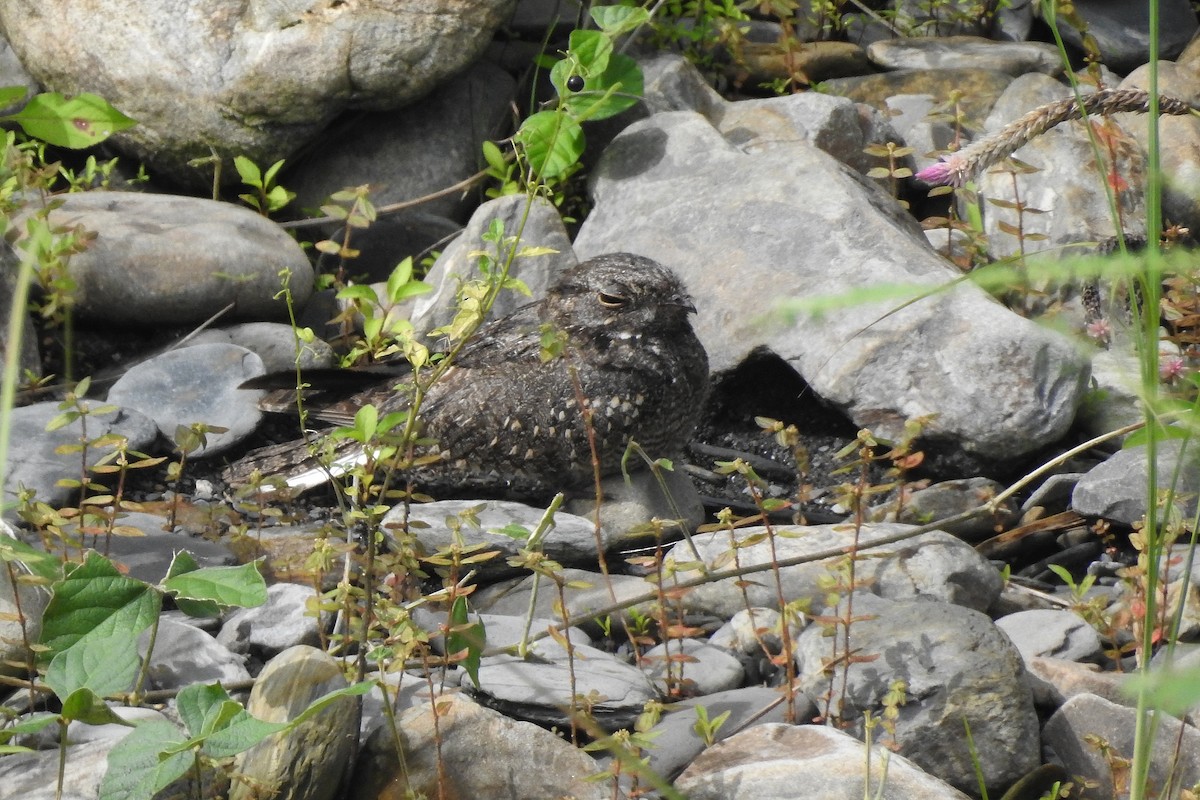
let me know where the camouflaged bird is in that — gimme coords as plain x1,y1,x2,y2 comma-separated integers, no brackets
222,253,710,499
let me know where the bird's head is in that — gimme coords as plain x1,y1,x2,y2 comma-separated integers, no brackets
545,253,698,339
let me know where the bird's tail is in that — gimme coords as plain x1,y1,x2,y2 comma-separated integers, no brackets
222,435,370,494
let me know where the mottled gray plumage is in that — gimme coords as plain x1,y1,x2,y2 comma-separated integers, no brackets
223,253,709,498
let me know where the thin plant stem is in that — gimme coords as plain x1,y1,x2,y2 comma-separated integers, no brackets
1130,0,1166,795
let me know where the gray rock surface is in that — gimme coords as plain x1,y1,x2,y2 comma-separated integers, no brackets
574,109,1088,459
0,0,518,184
290,60,517,279
670,524,1002,619
4,400,158,511
353,693,614,800
1042,692,1200,799
995,608,1104,663
18,192,314,325
205,322,337,374
412,194,577,337
76,512,238,584
1048,0,1198,73
139,617,251,691
383,498,608,575
472,566,657,629
643,638,745,696
639,686,800,782
217,582,322,658
1071,439,1200,524
474,638,658,731
795,595,1040,794
867,35,1062,76
107,343,266,457
976,74,1146,266
1118,60,1200,234
676,723,972,800
233,646,357,800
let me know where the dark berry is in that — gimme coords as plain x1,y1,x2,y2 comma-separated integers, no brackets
566,75,585,92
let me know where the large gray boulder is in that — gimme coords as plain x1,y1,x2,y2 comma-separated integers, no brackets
574,108,1089,460
0,0,516,184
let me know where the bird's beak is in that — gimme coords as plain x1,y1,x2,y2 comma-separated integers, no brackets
670,293,697,314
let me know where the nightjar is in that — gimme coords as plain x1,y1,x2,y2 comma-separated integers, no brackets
222,253,710,499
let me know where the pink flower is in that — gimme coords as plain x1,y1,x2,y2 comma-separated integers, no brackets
1160,354,1186,383
916,153,970,187
1085,318,1112,343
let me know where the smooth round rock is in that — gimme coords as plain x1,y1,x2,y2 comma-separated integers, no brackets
107,343,266,457
20,191,313,325
0,0,518,183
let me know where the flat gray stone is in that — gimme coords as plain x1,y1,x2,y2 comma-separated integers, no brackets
18,192,314,325
107,343,265,457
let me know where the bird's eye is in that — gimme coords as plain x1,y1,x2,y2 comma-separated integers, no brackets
598,291,628,308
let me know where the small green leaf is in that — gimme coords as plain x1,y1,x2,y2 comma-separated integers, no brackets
514,111,585,181
233,155,262,187
0,713,57,747
175,682,247,739
1124,665,1200,714
1123,423,1191,448
563,53,643,121
591,5,650,35
566,28,612,77
7,92,135,148
490,523,532,540
99,719,192,800
447,596,484,689
0,534,60,582
162,562,267,609
59,687,134,726
262,159,286,186
0,85,28,108
482,139,508,172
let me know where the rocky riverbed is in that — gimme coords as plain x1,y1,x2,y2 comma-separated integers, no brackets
4,2,1200,799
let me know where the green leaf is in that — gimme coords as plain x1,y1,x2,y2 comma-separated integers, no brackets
233,155,262,187
1123,423,1191,448
39,552,161,663
566,29,612,78
162,562,267,609
490,523,532,540
0,712,58,744
99,719,192,800
59,687,134,726
262,159,286,186
590,5,650,35
564,53,643,121
192,710,285,759
288,680,374,726
1124,666,1200,715
6,92,135,148
481,139,508,172
447,596,484,689
513,111,585,181
0,85,28,108
45,632,140,699
354,404,378,441
336,284,379,302
392,280,433,301
175,682,248,740
0,534,60,582
165,552,222,618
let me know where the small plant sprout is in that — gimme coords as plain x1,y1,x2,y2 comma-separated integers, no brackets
234,155,296,215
